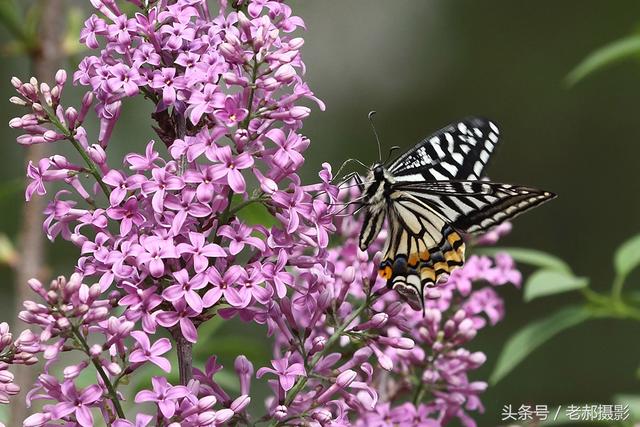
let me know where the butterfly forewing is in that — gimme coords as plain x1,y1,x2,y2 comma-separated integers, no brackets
389,117,500,181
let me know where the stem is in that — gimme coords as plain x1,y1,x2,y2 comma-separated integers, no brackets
611,275,625,304
71,324,125,419
175,333,193,385
44,107,112,198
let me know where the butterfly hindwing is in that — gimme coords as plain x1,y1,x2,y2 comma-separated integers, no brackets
377,190,467,311
389,117,500,181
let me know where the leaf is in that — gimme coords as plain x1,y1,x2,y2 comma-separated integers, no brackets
475,247,571,273
490,306,591,385
614,233,640,281
524,269,589,302
566,35,640,86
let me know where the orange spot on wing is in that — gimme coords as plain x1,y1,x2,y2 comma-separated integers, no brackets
379,266,392,280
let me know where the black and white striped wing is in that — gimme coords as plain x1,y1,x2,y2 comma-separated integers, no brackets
378,181,556,311
378,191,467,312
388,117,500,181
396,180,556,234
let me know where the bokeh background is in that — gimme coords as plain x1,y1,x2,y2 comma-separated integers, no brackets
1,1,640,425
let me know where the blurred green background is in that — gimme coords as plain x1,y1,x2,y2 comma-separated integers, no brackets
1,0,640,425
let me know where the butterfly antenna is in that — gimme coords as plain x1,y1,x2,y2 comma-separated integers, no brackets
368,111,383,163
383,145,401,165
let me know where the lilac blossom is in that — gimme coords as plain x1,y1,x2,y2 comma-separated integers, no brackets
4,0,528,425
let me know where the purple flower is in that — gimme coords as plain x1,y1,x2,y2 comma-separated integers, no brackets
188,84,225,124
141,167,184,213
256,356,306,392
214,96,248,127
266,128,307,170
135,377,189,419
204,265,249,308
129,331,172,373
217,221,265,255
155,300,199,343
50,382,102,427
102,170,145,206
209,145,254,193
107,64,143,97
136,236,179,278
149,68,185,106
176,232,226,273
162,269,208,312
107,196,146,235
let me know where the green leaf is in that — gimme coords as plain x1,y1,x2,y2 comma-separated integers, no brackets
566,35,640,86
524,269,589,302
614,233,640,281
490,306,591,385
475,247,571,273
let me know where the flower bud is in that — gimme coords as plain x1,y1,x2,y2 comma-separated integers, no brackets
89,344,102,357
273,405,287,420
214,409,235,424
312,408,332,423
55,69,67,86
336,369,357,388
9,96,27,106
88,144,107,165
230,394,250,412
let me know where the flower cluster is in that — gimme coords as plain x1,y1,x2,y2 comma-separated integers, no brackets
6,0,523,426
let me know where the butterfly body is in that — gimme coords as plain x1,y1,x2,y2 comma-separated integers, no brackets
356,117,556,311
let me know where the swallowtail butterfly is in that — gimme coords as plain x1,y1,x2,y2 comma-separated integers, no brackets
357,116,556,311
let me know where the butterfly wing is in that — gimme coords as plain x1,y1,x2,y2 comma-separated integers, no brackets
395,180,557,234
379,191,466,311
388,117,500,181
380,181,556,310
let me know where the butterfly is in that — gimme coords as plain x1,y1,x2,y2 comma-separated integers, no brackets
356,115,556,311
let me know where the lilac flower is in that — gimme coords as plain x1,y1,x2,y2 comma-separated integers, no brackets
214,96,248,127
149,68,185,106
217,221,265,255
256,356,306,392
204,265,250,308
106,196,146,235
155,300,199,343
50,382,102,427
136,236,179,278
177,232,226,273
102,169,145,206
162,269,208,312
129,331,172,373
188,83,225,124
209,145,254,193
135,377,189,419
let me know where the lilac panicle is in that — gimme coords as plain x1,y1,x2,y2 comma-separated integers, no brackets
5,0,524,425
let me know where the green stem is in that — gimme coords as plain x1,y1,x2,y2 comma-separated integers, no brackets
43,105,112,198
70,324,125,419
611,275,625,304
412,381,426,405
